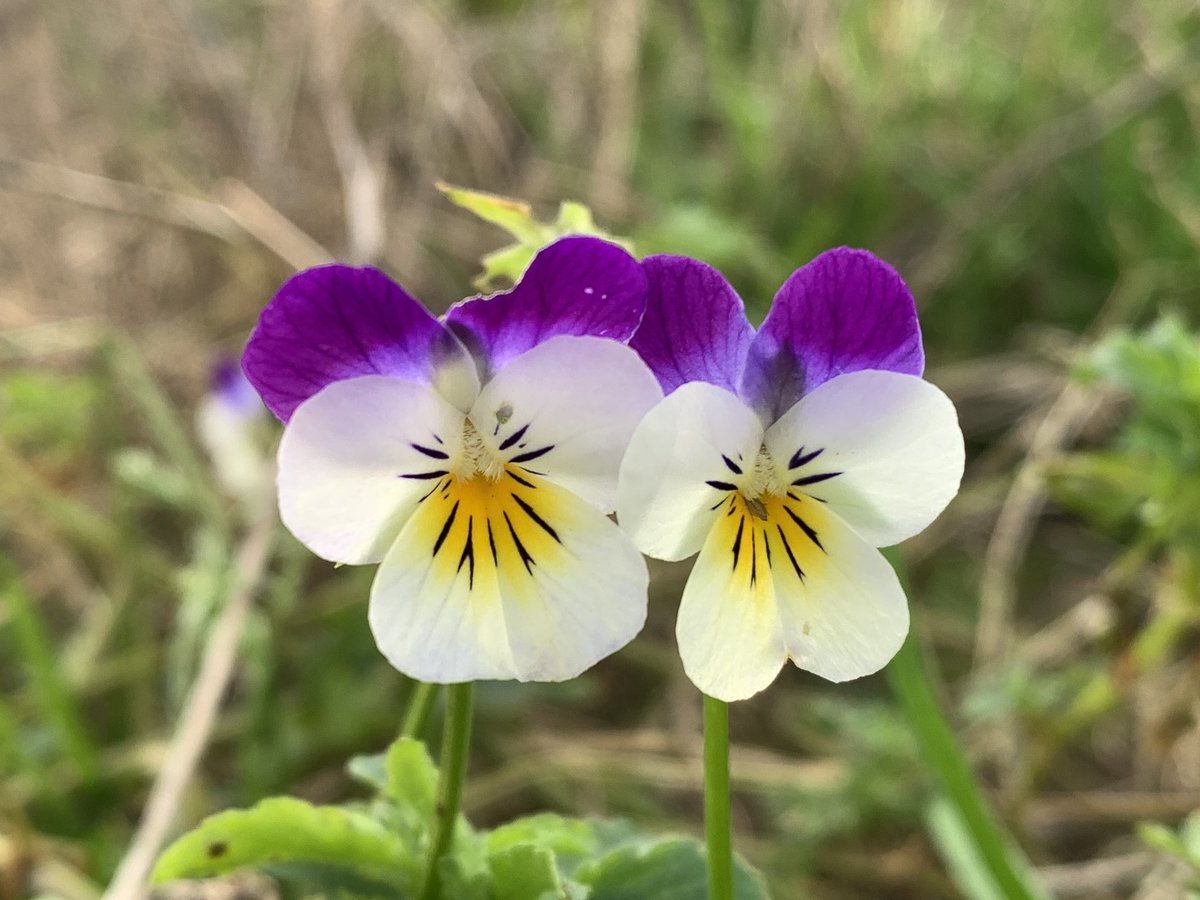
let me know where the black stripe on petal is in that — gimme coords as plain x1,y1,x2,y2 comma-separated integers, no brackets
731,517,745,570
498,423,530,451
511,493,561,543
792,471,840,487
777,525,805,581
721,454,743,475
706,480,738,492
788,447,824,469
412,443,449,460
508,470,538,490
786,507,825,553
432,501,459,557
511,445,554,464
402,469,449,480
503,511,535,573
457,517,475,587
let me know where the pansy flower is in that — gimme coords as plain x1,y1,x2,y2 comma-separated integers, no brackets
616,249,964,701
243,236,663,683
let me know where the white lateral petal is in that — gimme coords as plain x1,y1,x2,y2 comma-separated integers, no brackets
469,335,663,513
277,375,465,565
771,497,910,682
764,370,963,547
617,382,765,561
368,470,648,683
676,499,787,701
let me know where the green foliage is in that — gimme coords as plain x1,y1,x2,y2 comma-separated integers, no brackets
1057,316,1200,550
1138,813,1200,893
153,736,772,899
574,837,768,900
437,183,635,291
151,797,420,892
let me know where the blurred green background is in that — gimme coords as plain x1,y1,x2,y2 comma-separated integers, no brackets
4,0,1200,897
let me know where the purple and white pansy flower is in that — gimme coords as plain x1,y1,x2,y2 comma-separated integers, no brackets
243,236,663,684
616,248,965,702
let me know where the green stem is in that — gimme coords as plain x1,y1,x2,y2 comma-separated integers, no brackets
401,680,440,740
703,694,734,900
419,682,474,900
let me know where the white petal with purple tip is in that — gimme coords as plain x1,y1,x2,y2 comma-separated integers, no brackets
277,375,466,565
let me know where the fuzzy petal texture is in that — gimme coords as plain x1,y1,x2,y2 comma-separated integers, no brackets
277,375,467,565
629,255,755,395
445,236,647,378
741,248,923,422
764,370,964,547
617,382,764,561
471,335,662,513
677,491,909,700
368,470,648,683
244,265,480,422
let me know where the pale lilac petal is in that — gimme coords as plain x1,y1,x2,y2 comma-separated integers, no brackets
243,265,479,422
444,236,646,377
470,336,662,513
276,375,467,565
629,255,754,395
740,248,923,422
617,382,764,562
763,371,964,547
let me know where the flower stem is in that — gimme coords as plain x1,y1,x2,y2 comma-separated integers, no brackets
703,693,734,900
401,680,439,740
419,682,474,900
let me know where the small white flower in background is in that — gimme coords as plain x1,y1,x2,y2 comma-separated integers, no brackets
196,358,272,503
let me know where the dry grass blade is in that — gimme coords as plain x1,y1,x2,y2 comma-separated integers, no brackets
103,499,278,900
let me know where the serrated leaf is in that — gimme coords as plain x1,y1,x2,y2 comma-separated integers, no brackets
575,837,769,900
489,844,566,900
151,797,419,890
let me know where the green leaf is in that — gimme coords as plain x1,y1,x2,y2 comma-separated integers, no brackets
436,182,551,245
884,551,1052,900
487,813,598,876
385,737,439,817
151,797,419,890
346,750,388,793
489,844,566,900
437,181,636,291
575,837,769,900
927,796,1043,900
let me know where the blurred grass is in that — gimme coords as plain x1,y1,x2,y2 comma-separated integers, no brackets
3,0,1200,897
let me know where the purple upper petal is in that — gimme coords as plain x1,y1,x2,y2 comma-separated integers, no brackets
243,265,471,422
630,255,754,395
740,248,923,423
444,236,647,377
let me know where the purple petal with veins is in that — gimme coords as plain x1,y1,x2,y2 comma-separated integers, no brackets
242,265,472,422
630,255,754,395
444,236,646,378
740,248,923,423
